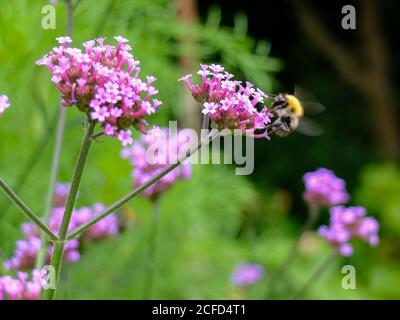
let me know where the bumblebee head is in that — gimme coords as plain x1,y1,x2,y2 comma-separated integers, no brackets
284,94,304,117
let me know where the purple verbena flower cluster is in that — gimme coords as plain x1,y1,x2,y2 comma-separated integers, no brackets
303,168,349,207
73,204,119,241
179,64,271,136
37,36,162,146
0,270,46,300
318,206,379,256
0,94,10,116
231,263,265,286
4,183,119,271
121,127,192,199
4,218,79,271
3,238,42,271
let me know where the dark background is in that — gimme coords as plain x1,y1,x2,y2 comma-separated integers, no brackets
198,0,400,218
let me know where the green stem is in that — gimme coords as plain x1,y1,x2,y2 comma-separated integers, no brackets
35,108,66,269
66,0,74,35
45,121,95,300
67,130,219,240
91,131,104,140
143,196,161,299
267,205,320,298
36,0,76,272
0,178,58,241
290,250,337,300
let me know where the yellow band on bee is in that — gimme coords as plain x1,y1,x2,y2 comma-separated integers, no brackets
285,94,304,117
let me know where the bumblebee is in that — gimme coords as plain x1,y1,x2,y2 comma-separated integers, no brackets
268,86,324,137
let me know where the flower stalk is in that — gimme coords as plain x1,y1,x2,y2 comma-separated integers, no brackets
35,108,67,269
290,250,337,300
36,0,78,270
45,120,95,300
267,205,320,297
143,196,161,299
91,131,104,141
0,178,58,241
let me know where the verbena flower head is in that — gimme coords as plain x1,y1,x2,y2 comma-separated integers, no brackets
303,168,349,207
231,263,264,286
179,64,271,137
318,206,379,256
121,127,192,199
0,270,46,300
37,36,162,146
0,94,10,116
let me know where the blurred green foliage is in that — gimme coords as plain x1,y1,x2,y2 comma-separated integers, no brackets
0,0,399,299
356,163,400,242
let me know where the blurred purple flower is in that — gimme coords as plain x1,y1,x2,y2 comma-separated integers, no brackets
3,238,41,271
231,263,264,286
121,126,192,199
52,202,119,241
49,239,81,263
303,168,349,207
4,188,120,271
0,269,46,300
318,206,379,256
74,204,119,240
4,236,80,271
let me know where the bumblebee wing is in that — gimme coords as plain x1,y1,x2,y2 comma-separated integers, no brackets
294,85,325,114
294,85,318,102
296,117,323,136
302,101,326,114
